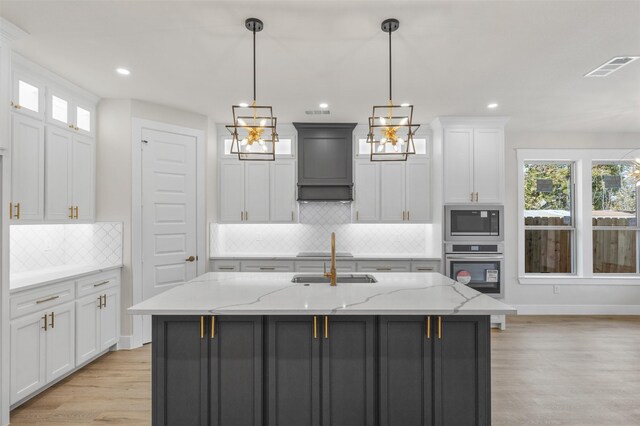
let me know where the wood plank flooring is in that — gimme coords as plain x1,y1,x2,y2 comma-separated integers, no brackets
9,315,640,425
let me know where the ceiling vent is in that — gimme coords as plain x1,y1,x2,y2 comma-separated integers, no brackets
585,56,639,77
305,110,331,115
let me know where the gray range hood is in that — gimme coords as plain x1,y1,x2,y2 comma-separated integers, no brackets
294,122,357,202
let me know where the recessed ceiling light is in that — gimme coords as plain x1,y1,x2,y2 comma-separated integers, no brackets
319,103,329,109
116,68,130,76
239,102,249,107
487,103,499,109
400,103,410,107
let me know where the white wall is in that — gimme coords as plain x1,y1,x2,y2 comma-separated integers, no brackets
504,131,640,312
96,99,209,340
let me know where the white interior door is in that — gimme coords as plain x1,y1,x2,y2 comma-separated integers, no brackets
141,127,198,342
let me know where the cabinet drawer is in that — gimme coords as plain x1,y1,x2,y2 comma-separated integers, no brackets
240,260,294,272
76,270,120,298
210,260,241,272
411,261,441,273
11,280,75,320
356,261,411,273
295,260,356,273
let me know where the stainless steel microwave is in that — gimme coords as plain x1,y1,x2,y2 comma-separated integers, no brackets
444,205,504,242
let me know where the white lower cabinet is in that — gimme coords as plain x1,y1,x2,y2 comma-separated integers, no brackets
10,301,75,404
10,268,121,406
76,286,119,365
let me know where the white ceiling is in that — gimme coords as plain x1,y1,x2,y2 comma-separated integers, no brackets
2,0,640,132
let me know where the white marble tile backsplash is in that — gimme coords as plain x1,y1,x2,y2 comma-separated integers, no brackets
11,222,123,274
212,203,430,255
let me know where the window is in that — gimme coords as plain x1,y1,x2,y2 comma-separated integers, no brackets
223,138,292,156
76,106,91,132
524,162,574,274
357,137,427,156
51,95,68,123
592,163,638,273
18,80,39,112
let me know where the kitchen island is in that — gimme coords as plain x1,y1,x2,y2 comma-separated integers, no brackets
129,272,515,426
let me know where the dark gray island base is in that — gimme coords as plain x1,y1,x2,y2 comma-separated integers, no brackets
152,314,490,426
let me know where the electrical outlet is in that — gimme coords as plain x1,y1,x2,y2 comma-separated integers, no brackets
553,285,560,294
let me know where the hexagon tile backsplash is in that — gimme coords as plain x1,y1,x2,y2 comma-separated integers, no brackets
212,203,432,255
10,222,123,274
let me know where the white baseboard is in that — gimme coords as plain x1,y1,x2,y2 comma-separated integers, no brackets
117,335,139,350
511,304,640,315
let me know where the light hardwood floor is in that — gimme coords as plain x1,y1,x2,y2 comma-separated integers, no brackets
9,315,640,425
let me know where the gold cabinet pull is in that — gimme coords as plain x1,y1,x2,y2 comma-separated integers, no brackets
74,206,79,219
324,315,329,339
50,312,55,329
93,280,110,287
36,295,60,304
15,203,20,219
407,211,410,221
470,192,473,202
11,101,22,109
103,294,107,308
68,206,74,219
97,295,102,309
211,316,215,339
291,211,294,221
200,316,204,339
475,192,479,202
438,316,442,339
356,210,359,221
259,267,276,271
402,211,405,220
42,314,48,331
240,211,243,221
426,316,431,339
417,268,433,271
218,267,235,271
376,267,392,271
313,316,317,339
245,211,248,221
9,202,13,220
69,124,75,129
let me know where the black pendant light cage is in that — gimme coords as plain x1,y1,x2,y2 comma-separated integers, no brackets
226,18,279,161
367,18,420,161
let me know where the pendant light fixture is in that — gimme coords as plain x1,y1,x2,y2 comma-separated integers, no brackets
366,18,420,161
226,18,278,161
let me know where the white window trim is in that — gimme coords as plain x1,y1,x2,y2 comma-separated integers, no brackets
517,148,640,285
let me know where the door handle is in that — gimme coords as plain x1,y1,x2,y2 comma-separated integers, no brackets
438,316,442,339
211,316,216,339
324,315,329,339
186,256,196,262
426,316,431,339
313,316,318,339
200,316,204,339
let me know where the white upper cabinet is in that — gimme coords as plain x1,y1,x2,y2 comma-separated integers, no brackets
270,160,297,223
353,157,431,223
472,128,504,204
45,126,73,221
380,162,405,222
442,122,505,204
244,162,270,223
353,161,379,222
405,158,431,222
219,157,296,224
11,55,98,223
12,70,45,119
11,114,45,221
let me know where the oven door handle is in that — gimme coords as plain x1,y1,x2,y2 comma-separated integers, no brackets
446,255,504,260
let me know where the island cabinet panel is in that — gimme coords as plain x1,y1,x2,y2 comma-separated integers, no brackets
267,316,321,426
153,315,263,426
433,315,490,426
321,316,376,426
379,316,433,426
209,316,263,426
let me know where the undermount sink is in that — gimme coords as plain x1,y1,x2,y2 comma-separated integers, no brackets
291,274,378,284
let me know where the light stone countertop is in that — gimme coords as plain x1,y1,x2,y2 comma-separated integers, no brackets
210,253,441,261
10,264,123,293
128,272,515,316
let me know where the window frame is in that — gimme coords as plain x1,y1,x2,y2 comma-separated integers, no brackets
591,160,640,276
517,149,640,285
523,160,577,275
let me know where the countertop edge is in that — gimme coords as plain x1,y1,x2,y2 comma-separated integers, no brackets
210,255,442,261
128,309,517,316
10,264,124,294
